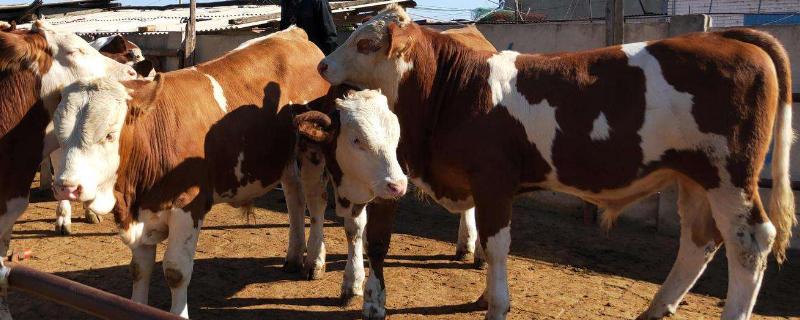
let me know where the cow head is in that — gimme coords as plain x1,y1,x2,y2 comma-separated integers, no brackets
317,5,416,106
31,21,138,109
91,34,155,78
52,78,131,214
295,89,407,204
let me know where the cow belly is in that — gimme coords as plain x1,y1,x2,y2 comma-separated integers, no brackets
213,180,279,205
411,177,474,213
119,209,170,247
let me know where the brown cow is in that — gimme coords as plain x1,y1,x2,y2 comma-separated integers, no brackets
51,27,406,317
318,5,795,320
0,20,136,257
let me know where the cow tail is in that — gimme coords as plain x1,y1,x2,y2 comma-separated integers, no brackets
722,28,796,263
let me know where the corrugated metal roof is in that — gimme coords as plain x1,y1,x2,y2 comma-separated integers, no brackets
28,5,281,33
15,0,413,34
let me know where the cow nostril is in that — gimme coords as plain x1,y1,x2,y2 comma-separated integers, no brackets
317,62,328,75
387,182,400,193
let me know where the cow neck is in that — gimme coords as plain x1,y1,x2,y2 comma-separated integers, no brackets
394,27,493,178
0,31,52,138
113,73,221,228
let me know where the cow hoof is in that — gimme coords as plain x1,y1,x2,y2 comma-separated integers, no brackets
474,293,488,310
304,263,326,280
282,260,303,273
339,292,362,308
362,307,386,320
454,249,474,262
55,223,72,235
473,257,487,270
85,211,102,224
636,306,676,320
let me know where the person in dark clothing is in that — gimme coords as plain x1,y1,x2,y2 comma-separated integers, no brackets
280,0,338,54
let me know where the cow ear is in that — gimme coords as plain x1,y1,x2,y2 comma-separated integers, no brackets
132,60,154,77
387,22,413,58
294,111,333,143
105,35,128,53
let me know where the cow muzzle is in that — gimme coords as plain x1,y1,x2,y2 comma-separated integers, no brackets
53,183,82,201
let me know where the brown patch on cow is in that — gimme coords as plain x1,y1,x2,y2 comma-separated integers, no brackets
642,150,720,190
164,268,183,288
352,203,365,217
646,32,779,192
337,196,351,209
514,47,649,193
0,28,52,216
441,25,496,52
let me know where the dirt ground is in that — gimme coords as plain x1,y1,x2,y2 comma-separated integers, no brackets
5,175,799,319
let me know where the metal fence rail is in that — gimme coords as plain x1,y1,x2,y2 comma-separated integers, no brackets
0,261,182,320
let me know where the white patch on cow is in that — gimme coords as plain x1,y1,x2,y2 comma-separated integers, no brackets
34,22,136,111
233,152,245,181
363,267,387,319
119,209,170,248
333,90,406,204
487,51,559,174
234,25,299,51
89,35,115,50
620,42,728,165
162,209,201,318
0,197,28,255
203,73,227,113
485,225,511,319
411,177,474,212
457,208,478,255
590,112,611,141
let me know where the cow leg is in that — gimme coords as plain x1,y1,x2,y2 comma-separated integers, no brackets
471,172,515,320
281,163,306,273
340,205,366,307
455,207,477,262
298,157,327,280
130,244,156,304
639,180,721,319
163,209,202,318
54,200,73,235
363,199,398,320
39,157,53,191
0,197,28,256
707,186,774,320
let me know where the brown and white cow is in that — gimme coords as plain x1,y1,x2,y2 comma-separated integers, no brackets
52,27,406,317
90,34,155,77
318,5,795,320
43,34,155,235
0,20,136,257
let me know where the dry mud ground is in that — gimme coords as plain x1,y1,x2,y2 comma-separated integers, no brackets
6,176,799,319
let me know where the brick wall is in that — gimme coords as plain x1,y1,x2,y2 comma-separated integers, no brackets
668,0,800,26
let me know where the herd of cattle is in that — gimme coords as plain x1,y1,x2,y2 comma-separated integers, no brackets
0,5,795,320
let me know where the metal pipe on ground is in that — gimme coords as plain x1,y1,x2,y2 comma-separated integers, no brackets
0,261,182,320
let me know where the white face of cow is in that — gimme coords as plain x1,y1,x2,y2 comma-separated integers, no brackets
296,90,407,204
52,78,130,214
318,5,414,107
33,21,137,108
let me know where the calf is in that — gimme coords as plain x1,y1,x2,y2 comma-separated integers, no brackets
319,5,795,320
0,20,136,257
52,27,405,317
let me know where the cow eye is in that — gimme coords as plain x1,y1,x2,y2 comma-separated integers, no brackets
356,39,380,54
353,138,360,145
105,133,114,142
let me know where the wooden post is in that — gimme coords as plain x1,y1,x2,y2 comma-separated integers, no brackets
182,0,196,68
605,0,623,46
